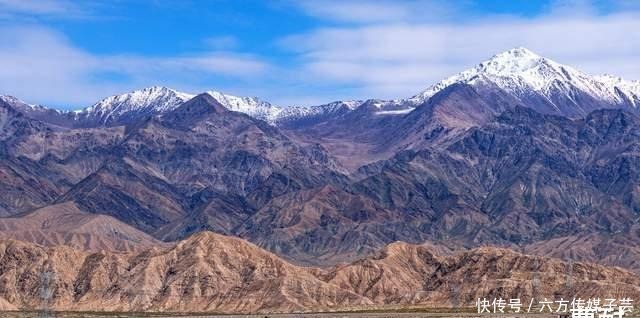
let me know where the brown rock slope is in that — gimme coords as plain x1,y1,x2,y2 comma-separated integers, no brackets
325,242,640,307
1,232,639,313
0,202,164,252
236,185,416,265
524,231,640,273
0,232,368,313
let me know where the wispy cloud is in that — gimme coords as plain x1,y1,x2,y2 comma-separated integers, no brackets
0,26,272,108
0,0,97,20
281,1,640,101
204,35,239,50
295,0,461,24
0,0,76,15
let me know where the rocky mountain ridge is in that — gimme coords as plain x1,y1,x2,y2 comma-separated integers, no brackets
4,47,639,129
0,232,638,313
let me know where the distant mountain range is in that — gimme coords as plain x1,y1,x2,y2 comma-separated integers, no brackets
1,47,640,307
4,47,638,129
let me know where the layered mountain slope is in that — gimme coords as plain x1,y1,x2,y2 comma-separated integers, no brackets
147,106,640,268
355,107,639,249
325,242,640,305
59,94,348,236
0,202,164,252
524,231,640,273
1,47,640,273
236,185,422,265
0,233,638,313
281,99,420,170
0,156,61,216
0,232,368,313
0,100,65,215
3,91,640,270
1,98,128,216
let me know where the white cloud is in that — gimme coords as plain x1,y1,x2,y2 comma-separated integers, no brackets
0,0,75,15
0,0,95,20
204,36,239,50
0,26,272,108
295,0,463,24
281,8,640,100
105,53,270,80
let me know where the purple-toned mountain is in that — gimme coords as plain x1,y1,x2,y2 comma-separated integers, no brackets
58,94,348,236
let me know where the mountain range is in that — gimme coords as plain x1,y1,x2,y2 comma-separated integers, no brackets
1,47,640,312
0,231,638,313
6,48,638,127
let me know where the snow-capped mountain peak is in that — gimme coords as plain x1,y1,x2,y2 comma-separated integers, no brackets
408,47,640,111
205,91,284,123
0,95,34,109
80,86,194,118
75,86,293,125
0,95,70,116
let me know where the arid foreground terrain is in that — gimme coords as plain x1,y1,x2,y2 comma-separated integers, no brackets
0,232,638,314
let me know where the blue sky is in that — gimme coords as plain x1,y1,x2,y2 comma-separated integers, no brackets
0,0,639,109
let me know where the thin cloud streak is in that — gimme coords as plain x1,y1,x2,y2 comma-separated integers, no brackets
281,10,640,100
0,26,272,107
0,0,76,15
295,0,466,24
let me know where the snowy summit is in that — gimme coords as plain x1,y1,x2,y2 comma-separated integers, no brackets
408,47,640,109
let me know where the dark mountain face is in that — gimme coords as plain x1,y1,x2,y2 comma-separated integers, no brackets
235,185,429,265
349,107,640,245
1,99,129,216
0,101,66,215
56,94,349,237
